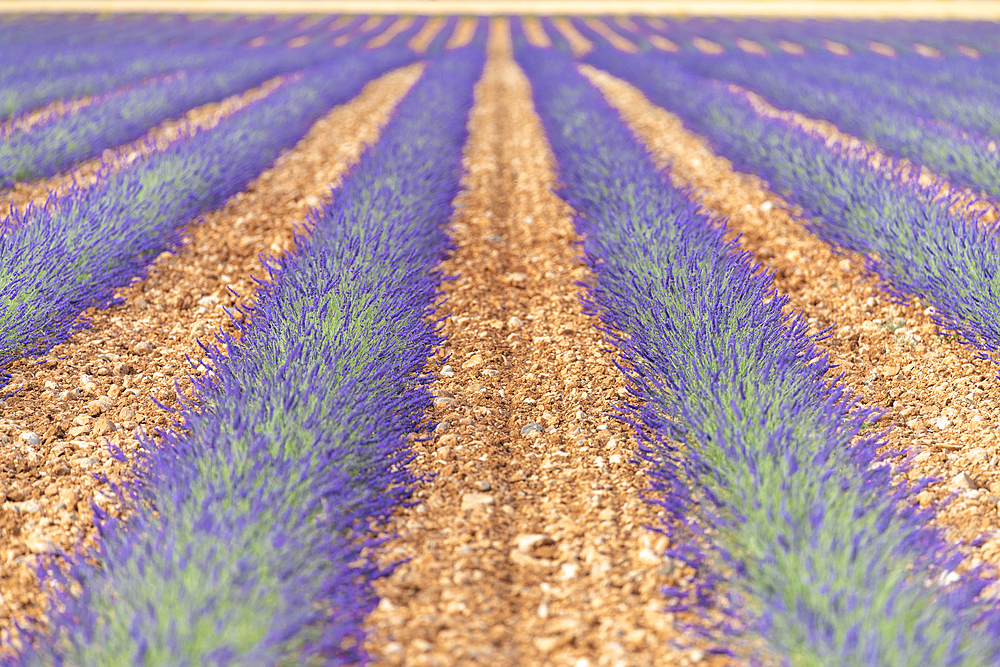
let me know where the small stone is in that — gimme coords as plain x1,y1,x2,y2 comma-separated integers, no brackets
505,272,527,285
43,380,60,391
92,417,116,436
19,432,40,447
510,548,559,571
609,454,623,465
68,425,90,437
198,295,219,308
25,533,56,555
520,422,543,435
933,416,951,430
43,484,58,497
107,384,121,398
883,365,900,378
6,487,23,502
440,364,454,377
507,316,524,329
134,342,153,354
59,489,80,508
462,354,484,369
760,200,773,211
559,562,580,580
436,446,453,461
18,500,39,513
76,458,96,469
114,362,134,376
476,480,492,492
433,396,456,410
940,570,961,586
460,493,495,511
119,407,136,421
87,400,105,416
637,548,661,567
953,472,977,490
514,534,555,552
533,636,561,653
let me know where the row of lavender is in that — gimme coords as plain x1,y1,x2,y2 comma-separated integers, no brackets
514,36,1000,666
0,15,432,184
639,21,1000,200
0,24,435,378
0,13,333,120
579,16,1000,202
6,25,485,667
557,20,1000,370
576,15,1000,196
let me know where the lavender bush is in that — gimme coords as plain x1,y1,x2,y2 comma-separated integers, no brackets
579,43,1000,365
516,41,1000,666
0,44,417,379
0,15,375,184
7,36,485,666
587,18,1000,199
0,14,300,121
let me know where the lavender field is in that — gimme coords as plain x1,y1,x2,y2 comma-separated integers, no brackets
1,11,1000,666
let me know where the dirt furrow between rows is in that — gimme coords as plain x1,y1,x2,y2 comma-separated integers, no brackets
364,24,722,667
584,65,1000,590
0,62,423,650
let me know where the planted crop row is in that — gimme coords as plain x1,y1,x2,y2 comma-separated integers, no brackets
0,43,417,378
0,16,372,184
619,17,1000,103
515,40,1000,666
576,19,1000,202
0,15,312,121
575,41,1000,367
593,18,1000,109
8,35,484,665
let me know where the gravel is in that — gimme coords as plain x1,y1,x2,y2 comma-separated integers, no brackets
520,422,543,435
